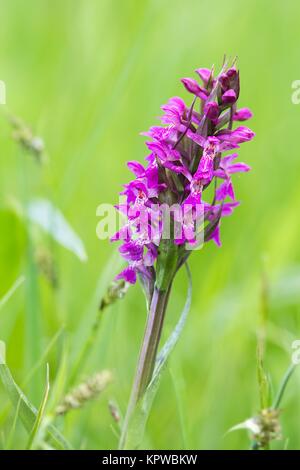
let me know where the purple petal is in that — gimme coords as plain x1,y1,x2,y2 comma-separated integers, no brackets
216,126,255,145
208,225,222,247
110,226,130,242
221,201,240,216
127,160,145,177
183,192,202,207
145,165,159,188
144,244,157,266
142,126,174,142
146,140,181,162
119,242,144,262
186,129,206,147
194,155,214,185
116,267,136,284
161,96,186,120
195,67,212,84
233,107,253,121
181,78,208,100
222,89,237,104
114,204,129,215
213,168,226,178
204,101,219,120
163,160,191,180
228,162,251,174
220,153,238,167
218,179,235,201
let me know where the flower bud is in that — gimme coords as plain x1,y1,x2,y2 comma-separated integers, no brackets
219,67,240,99
222,89,237,104
233,107,253,121
181,78,208,100
204,101,219,120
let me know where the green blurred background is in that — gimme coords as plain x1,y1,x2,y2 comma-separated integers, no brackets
1,0,300,450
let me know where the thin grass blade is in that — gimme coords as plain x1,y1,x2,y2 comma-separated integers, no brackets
26,364,50,450
0,353,72,450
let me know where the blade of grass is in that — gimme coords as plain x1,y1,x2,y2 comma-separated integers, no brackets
47,342,69,413
23,326,65,387
0,350,71,449
25,232,42,402
169,366,188,449
5,397,21,450
272,363,297,410
18,149,42,403
69,249,122,386
26,363,50,449
257,266,271,409
0,326,65,425
0,276,25,311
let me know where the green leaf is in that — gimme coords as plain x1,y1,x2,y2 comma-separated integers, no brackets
0,357,72,450
124,263,192,449
256,266,270,409
26,198,87,262
26,364,50,449
257,356,270,410
0,327,64,426
154,263,192,377
23,326,65,387
5,397,22,450
0,276,25,311
272,363,297,410
69,248,122,386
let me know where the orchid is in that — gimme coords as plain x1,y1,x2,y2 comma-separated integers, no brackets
111,60,255,449
112,64,254,282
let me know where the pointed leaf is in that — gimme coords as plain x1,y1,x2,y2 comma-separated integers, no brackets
0,276,25,311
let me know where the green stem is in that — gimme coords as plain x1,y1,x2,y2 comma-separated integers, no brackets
119,284,171,449
119,237,178,449
272,363,296,410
